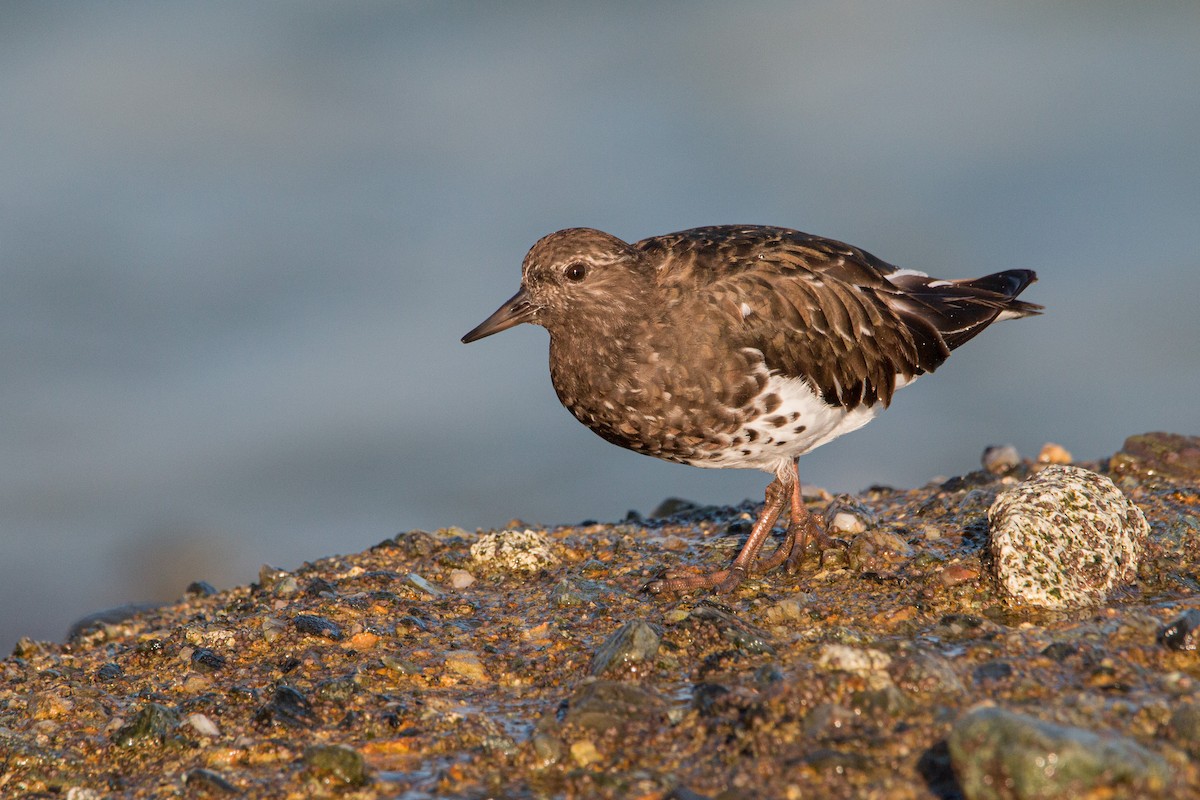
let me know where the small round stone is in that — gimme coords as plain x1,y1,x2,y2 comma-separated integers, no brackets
981,444,1020,475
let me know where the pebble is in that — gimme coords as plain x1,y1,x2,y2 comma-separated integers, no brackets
1035,442,1073,465
939,563,979,588
292,613,344,641
981,444,1021,475
823,495,877,535
1157,609,1200,651
590,620,661,677
948,705,1171,800
112,703,180,746
847,530,914,572
816,644,892,678
303,743,368,787
987,465,1147,609
447,569,476,589
570,739,603,767
404,572,444,597
560,679,666,734
469,529,560,573
183,712,221,738
443,650,490,683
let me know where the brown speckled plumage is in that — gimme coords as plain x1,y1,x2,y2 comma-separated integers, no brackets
463,225,1041,593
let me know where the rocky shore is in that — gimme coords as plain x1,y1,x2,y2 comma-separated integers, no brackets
2,432,1198,799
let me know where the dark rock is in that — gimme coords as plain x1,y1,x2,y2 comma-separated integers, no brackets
649,497,701,518
972,660,1014,684
254,685,316,729
190,648,226,672
590,619,661,677
183,768,238,795
690,601,776,655
95,662,124,682
1040,642,1079,662
561,679,666,734
112,702,180,746
303,743,368,787
292,613,344,641
391,529,441,557
1158,609,1200,651
185,581,218,597
67,602,163,641
948,705,1171,800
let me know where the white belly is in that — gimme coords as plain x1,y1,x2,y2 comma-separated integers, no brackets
695,373,908,474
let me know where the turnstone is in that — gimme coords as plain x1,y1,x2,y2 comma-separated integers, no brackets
462,226,1041,593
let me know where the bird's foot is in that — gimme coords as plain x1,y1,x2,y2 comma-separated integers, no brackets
643,567,743,595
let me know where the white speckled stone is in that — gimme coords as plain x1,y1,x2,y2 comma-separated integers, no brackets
987,465,1147,609
469,529,560,573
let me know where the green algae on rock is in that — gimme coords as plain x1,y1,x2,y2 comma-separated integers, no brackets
987,465,1148,609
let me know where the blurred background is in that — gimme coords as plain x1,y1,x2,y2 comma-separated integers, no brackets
2,2,1198,653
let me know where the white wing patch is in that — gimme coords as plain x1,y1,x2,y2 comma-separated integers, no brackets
885,268,929,283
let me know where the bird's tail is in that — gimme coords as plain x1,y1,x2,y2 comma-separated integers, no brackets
887,268,1042,352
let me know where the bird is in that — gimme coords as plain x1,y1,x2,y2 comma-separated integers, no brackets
462,225,1041,594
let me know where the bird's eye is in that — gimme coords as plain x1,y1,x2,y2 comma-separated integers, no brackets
564,262,587,282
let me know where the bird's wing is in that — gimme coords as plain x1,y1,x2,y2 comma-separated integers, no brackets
645,227,949,409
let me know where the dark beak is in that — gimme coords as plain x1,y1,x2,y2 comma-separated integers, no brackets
461,288,535,343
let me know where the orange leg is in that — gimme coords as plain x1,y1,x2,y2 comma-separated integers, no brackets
644,458,828,595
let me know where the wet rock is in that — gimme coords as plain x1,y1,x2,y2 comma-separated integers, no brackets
254,685,316,729
847,530,914,572
190,647,226,672
987,466,1147,609
314,673,360,703
292,613,344,641
550,576,605,608
561,679,666,735
590,620,661,677
1157,609,1200,651
443,650,489,683
948,705,1171,800
95,662,123,682
183,768,238,795
939,563,979,588
470,528,560,573
823,494,877,535
816,644,892,678
690,601,775,655
303,743,368,787
1167,703,1200,757
1109,432,1200,483
570,739,603,767
891,650,965,696
972,660,1014,685
112,702,181,746
982,444,1021,475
